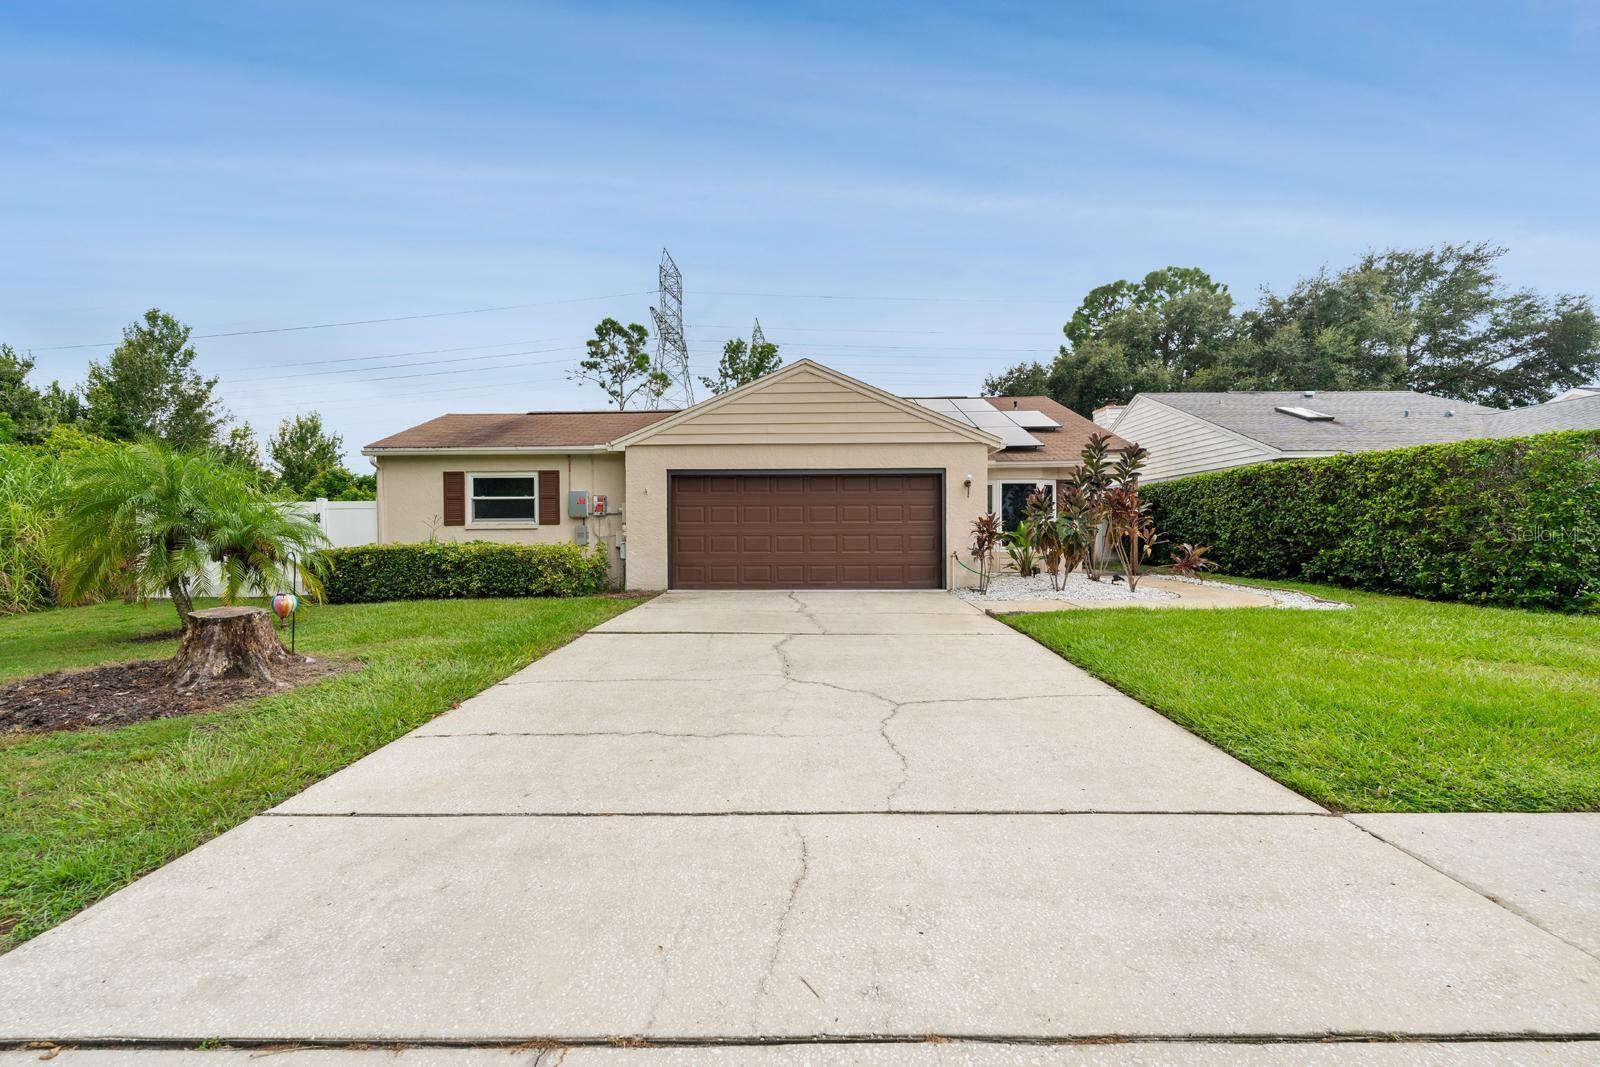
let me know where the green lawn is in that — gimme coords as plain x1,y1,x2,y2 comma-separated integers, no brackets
1007,580,1600,813
0,595,639,951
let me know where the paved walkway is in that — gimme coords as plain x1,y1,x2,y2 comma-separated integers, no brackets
1,591,1597,1063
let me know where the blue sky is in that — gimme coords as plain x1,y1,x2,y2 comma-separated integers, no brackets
4,1,1598,464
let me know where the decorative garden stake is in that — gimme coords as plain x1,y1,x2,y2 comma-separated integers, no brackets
272,593,300,652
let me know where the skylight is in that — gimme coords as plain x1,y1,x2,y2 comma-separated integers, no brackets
1274,405,1335,422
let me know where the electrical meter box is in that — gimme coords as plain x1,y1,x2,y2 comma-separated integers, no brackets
567,490,590,518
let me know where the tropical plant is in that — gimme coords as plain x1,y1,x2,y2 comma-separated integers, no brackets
52,440,328,631
968,512,1002,595
1064,432,1116,579
1169,543,1217,577
1053,483,1096,586
1022,487,1063,589
1004,524,1037,578
1104,443,1160,591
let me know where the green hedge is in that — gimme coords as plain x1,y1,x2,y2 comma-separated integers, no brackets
320,541,613,604
1143,430,1600,612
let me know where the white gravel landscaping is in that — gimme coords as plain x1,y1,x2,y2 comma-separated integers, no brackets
954,572,1178,604
954,570,1352,610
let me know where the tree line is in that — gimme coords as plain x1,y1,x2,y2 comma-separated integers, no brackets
1,309,374,500
985,243,1600,416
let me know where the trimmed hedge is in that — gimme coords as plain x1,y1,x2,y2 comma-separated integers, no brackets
320,541,613,604
1144,430,1600,612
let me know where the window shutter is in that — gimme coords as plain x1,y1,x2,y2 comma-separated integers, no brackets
538,469,560,525
442,471,465,526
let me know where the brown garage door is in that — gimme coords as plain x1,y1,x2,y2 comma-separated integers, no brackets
670,473,942,589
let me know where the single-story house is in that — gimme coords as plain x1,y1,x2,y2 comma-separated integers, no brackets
1093,389,1600,483
363,359,1125,591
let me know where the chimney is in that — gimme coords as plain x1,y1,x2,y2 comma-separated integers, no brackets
1092,403,1123,428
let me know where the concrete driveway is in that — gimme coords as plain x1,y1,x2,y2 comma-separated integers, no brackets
1,590,1598,1063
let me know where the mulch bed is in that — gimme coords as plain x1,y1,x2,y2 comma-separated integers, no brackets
0,656,350,735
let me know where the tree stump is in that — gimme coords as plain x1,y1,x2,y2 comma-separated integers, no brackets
166,607,303,692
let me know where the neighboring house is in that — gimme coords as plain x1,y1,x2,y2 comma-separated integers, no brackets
363,359,1124,591
1098,389,1600,483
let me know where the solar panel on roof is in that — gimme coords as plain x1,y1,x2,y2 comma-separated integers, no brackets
1004,409,1060,429
952,398,996,412
966,410,1012,427
995,424,1042,448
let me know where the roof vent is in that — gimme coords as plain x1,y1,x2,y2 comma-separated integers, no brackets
1012,399,1019,408
1275,405,1335,422
1302,390,1316,399
1403,409,1410,418
1445,409,1455,418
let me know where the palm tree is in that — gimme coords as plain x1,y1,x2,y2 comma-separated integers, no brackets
53,440,327,631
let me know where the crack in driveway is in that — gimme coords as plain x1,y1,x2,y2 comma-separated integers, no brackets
753,819,811,1021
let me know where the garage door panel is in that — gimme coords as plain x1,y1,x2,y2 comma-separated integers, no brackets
671,473,940,589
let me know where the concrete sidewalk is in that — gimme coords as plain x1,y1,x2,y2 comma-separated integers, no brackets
1,591,1597,1059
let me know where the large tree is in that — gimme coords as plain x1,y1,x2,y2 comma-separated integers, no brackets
268,412,345,496
699,336,782,395
571,318,671,410
1223,264,1410,391
986,246,1600,414
1365,243,1599,407
0,344,52,442
982,360,1049,397
989,267,1235,415
84,309,227,449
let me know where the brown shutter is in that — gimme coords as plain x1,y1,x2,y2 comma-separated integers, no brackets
538,469,560,525
442,471,465,526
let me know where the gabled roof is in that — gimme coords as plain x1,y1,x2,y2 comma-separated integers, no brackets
1486,393,1600,436
1138,391,1497,452
365,410,676,452
982,396,1133,464
608,359,1003,449
1121,389,1600,455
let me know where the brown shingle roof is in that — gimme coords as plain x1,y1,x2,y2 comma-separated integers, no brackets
365,410,678,451
982,396,1132,464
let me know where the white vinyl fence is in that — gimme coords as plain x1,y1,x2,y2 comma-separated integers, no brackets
291,498,378,549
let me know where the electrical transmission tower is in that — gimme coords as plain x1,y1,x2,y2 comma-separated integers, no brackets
750,318,766,353
649,248,692,407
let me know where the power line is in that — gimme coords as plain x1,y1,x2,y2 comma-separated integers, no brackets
222,344,575,387
30,291,657,352
697,289,1064,305
221,338,557,374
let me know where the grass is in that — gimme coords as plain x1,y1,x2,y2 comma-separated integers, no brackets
1006,578,1600,813
0,594,640,951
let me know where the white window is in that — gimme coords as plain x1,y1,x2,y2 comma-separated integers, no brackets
469,472,539,524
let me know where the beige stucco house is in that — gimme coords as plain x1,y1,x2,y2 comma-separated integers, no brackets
363,360,1125,591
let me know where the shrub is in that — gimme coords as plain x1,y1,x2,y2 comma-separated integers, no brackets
1144,430,1600,612
320,541,613,603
